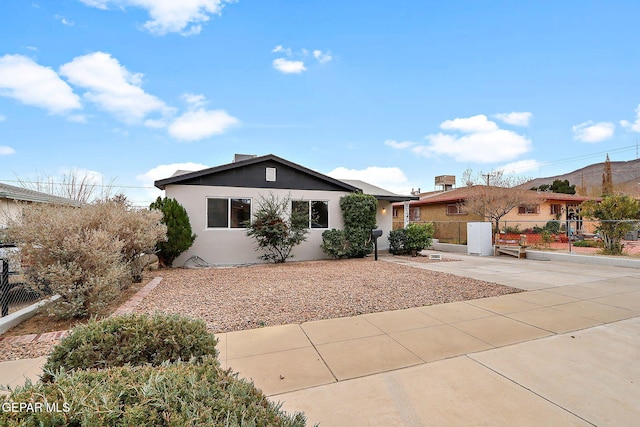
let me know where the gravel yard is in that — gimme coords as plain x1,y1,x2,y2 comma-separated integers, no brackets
0,257,521,362
134,257,521,333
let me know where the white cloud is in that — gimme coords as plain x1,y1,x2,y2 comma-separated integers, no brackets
440,114,499,133
0,54,82,114
59,52,171,123
620,104,640,132
67,114,88,123
572,120,615,143
136,161,209,203
0,146,15,155
384,139,416,150
272,58,306,74
495,159,542,175
79,0,230,36
182,92,207,108
168,109,239,141
313,50,332,63
272,45,292,56
0,114,5,122
327,166,414,195
54,15,74,26
394,114,531,163
494,111,532,127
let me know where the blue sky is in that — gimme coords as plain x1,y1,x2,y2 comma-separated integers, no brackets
1,1,640,205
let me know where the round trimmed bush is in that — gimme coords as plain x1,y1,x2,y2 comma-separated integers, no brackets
2,357,307,426
42,313,218,382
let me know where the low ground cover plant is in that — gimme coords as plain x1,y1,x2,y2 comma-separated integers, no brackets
42,313,219,382
2,357,307,426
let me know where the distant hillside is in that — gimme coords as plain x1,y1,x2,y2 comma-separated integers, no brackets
521,158,640,197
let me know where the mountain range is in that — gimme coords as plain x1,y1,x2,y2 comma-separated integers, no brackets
521,158,640,197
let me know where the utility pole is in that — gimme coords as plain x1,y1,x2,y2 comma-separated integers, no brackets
482,173,493,186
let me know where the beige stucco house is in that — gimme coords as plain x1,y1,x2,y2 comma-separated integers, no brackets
392,186,599,243
155,154,416,266
0,182,81,229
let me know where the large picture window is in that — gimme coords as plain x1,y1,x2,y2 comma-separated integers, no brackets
292,200,329,229
518,204,540,215
207,198,251,228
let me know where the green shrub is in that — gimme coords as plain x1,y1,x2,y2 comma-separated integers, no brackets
1,357,307,427
543,220,561,234
339,193,378,258
321,229,349,259
405,223,434,253
42,313,218,382
150,196,197,268
388,229,408,255
246,194,309,263
572,239,604,248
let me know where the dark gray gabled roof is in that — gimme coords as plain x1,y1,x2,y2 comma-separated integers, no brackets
154,154,362,192
339,179,418,202
0,182,82,206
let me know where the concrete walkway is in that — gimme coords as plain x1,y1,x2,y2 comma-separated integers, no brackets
2,254,639,425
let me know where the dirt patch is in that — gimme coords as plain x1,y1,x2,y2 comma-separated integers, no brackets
2,276,151,337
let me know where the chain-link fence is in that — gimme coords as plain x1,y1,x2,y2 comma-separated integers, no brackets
412,219,640,257
0,244,50,318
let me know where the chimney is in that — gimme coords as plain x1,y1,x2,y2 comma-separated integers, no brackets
233,154,257,163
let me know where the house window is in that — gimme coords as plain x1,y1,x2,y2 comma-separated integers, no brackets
409,207,421,221
291,200,329,229
392,207,400,218
550,204,562,215
447,204,465,215
207,198,251,228
518,204,540,215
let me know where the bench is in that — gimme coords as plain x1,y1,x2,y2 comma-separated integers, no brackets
494,245,526,258
493,238,526,259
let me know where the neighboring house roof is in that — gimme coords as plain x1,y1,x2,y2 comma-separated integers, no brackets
339,179,417,202
392,186,600,207
155,154,416,202
0,182,82,206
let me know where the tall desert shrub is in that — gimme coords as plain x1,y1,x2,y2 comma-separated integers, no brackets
339,193,378,257
5,200,166,319
150,196,196,267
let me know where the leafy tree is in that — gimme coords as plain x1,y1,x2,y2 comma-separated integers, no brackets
339,193,378,257
246,194,309,263
581,195,640,255
530,180,576,194
150,197,196,267
550,179,576,194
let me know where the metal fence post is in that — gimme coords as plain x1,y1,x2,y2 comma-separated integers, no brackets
1,259,9,317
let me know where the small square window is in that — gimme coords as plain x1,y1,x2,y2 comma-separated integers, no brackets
409,207,420,221
266,167,276,182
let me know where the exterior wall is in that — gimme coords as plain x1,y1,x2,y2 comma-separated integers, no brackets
392,204,483,243
166,185,350,266
0,199,22,229
375,200,393,250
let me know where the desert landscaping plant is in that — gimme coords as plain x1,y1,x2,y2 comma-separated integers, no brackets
5,199,166,319
339,193,378,258
150,196,197,267
246,194,309,263
2,357,307,427
580,195,640,255
321,229,349,259
42,313,219,382
404,222,434,254
388,229,409,254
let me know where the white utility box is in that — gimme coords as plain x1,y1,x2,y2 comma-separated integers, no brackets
467,222,493,256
